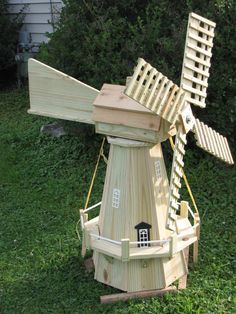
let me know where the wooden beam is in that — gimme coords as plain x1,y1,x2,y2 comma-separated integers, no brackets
193,213,200,264
100,286,177,304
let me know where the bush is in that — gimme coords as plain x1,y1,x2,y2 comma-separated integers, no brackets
0,0,22,87
38,0,236,146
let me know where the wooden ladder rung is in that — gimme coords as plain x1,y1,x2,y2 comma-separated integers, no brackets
189,22,215,37
188,32,213,48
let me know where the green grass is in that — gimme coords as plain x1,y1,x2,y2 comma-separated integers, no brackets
0,89,235,313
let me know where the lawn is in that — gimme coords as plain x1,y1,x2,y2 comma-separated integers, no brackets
0,89,235,313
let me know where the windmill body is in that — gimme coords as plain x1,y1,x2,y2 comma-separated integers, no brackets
28,12,234,294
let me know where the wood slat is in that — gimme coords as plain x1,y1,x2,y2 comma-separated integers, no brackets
125,58,185,124
183,73,208,88
182,84,207,98
190,12,216,27
180,13,215,108
193,119,234,165
188,33,213,48
186,53,211,68
184,63,209,78
187,42,212,58
189,22,215,37
167,126,187,231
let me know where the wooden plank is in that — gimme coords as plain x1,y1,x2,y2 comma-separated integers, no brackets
188,32,213,47
100,286,177,304
184,63,209,78
183,73,208,88
94,84,154,113
121,239,130,262
93,106,161,132
185,53,211,68
193,214,200,264
180,201,189,218
95,122,162,144
28,58,98,124
178,247,189,289
169,234,177,257
125,58,146,96
187,42,212,58
193,119,234,165
189,22,214,37
125,58,184,124
190,12,216,27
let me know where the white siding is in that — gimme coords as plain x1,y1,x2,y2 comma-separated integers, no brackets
7,0,63,46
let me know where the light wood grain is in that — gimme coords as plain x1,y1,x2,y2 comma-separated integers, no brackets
194,119,234,165
180,12,216,108
28,58,98,124
100,286,177,304
124,58,185,125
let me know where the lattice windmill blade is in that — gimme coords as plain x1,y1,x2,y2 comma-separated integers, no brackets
180,12,216,108
193,119,234,165
167,125,187,230
125,58,186,125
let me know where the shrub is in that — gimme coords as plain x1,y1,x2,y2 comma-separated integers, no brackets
38,0,236,146
0,0,22,87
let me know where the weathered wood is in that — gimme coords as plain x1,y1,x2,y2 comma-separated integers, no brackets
100,286,177,304
28,58,98,124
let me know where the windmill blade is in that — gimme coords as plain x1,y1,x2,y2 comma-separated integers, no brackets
125,58,186,125
193,119,234,165
28,59,99,124
180,12,216,108
167,125,187,231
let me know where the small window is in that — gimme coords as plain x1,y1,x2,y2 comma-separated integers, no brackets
112,188,120,208
139,229,149,247
154,160,161,179
135,221,152,248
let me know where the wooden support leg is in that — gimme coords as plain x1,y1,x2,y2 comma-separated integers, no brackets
178,247,189,289
100,286,177,304
193,213,200,264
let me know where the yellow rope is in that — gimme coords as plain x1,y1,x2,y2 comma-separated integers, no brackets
169,136,199,215
84,137,106,209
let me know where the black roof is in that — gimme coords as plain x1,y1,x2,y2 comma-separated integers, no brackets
135,221,152,229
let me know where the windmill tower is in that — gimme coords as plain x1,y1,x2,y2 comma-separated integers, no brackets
28,12,234,295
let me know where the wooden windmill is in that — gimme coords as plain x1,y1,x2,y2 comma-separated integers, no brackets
28,12,234,300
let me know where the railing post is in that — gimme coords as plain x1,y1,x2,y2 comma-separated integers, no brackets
180,201,189,218
193,213,200,264
80,209,88,230
169,234,177,258
121,238,130,262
